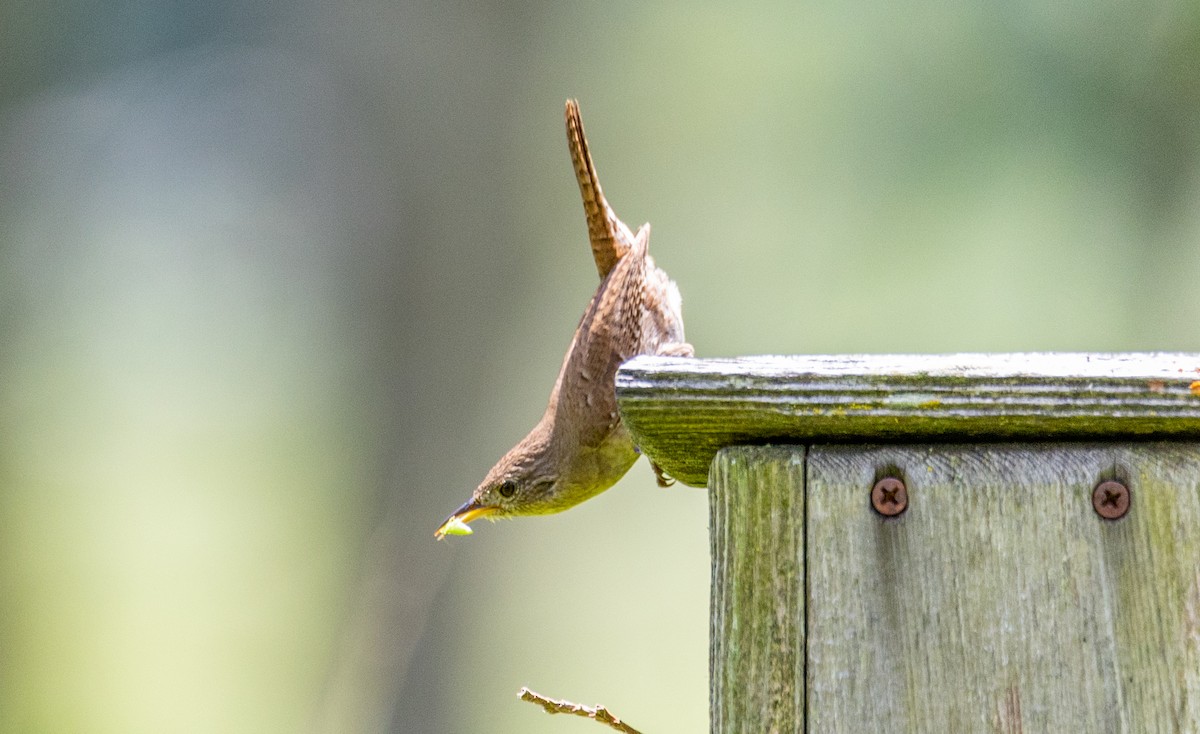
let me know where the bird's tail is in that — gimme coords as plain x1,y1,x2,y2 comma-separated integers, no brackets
565,99,637,280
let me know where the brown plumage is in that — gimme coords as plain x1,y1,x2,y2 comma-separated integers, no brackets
435,99,693,538
565,99,634,278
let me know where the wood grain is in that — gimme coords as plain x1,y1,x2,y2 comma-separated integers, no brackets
802,443,1200,732
616,353,1200,487
710,446,806,734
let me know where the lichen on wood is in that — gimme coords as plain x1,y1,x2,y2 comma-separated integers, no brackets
616,353,1200,486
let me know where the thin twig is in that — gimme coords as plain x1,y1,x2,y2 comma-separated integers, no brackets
517,687,644,734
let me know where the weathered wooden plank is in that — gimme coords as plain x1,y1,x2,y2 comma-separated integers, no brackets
804,442,1200,733
616,353,1200,487
710,446,806,734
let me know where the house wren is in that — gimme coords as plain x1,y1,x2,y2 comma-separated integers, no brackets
434,100,693,539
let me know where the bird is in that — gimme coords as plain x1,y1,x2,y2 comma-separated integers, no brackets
434,99,693,539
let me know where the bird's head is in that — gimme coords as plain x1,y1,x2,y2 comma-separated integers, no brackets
434,438,560,539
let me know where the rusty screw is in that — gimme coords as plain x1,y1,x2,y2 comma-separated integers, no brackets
1092,480,1130,520
871,477,908,517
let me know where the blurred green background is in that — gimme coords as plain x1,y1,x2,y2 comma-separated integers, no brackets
2,0,1198,732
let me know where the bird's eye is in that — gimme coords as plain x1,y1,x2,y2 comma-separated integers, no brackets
497,480,518,498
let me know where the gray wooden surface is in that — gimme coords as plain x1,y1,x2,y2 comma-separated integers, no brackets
711,441,1200,733
617,353,1200,486
710,446,806,734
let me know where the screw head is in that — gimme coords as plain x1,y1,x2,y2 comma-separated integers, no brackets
1092,480,1130,520
871,477,908,517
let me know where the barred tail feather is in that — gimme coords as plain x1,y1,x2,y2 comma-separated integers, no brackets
565,99,634,279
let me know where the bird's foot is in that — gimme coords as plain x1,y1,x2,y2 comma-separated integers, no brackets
657,342,694,358
650,460,676,487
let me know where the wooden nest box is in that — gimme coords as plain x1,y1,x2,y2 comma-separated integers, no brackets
616,353,1200,733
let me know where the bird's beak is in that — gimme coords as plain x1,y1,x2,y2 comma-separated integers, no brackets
434,499,497,540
